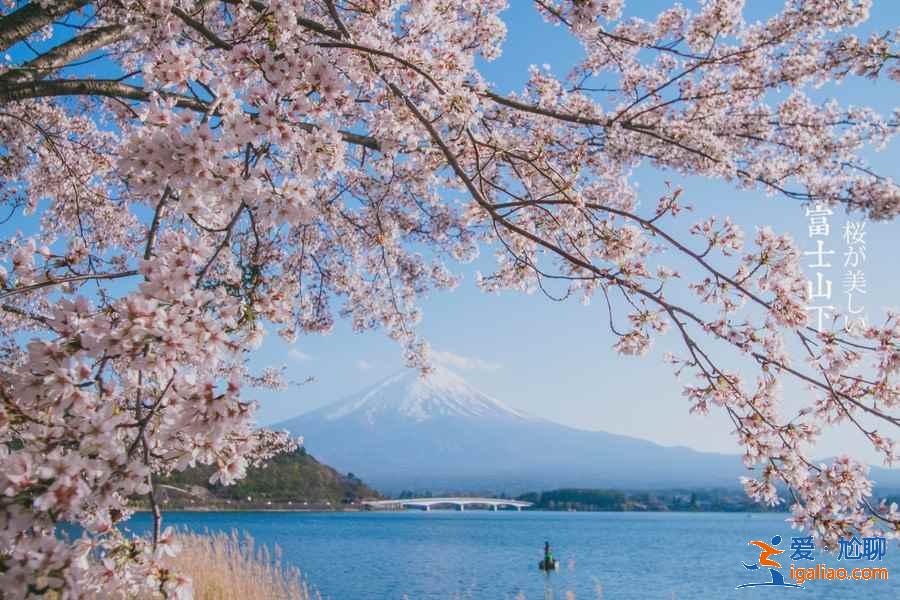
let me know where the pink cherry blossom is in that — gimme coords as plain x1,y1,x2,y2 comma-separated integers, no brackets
0,0,898,595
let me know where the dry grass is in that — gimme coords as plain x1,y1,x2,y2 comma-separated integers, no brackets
160,531,318,600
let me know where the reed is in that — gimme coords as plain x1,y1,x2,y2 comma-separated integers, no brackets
158,530,317,600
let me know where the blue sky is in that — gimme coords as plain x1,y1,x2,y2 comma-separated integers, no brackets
249,1,900,464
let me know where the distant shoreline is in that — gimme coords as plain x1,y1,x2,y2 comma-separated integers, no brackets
131,506,789,514
131,506,364,513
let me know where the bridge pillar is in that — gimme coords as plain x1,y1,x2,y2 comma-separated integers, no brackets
516,506,521,511
491,504,498,511
424,505,430,511
456,504,465,511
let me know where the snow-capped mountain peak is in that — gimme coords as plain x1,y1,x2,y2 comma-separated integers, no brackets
275,367,757,494
276,368,900,495
315,366,532,424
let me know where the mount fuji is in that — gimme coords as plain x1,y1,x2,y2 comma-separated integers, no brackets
275,367,900,494
275,367,743,493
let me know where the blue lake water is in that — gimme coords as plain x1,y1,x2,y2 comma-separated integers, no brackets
125,511,897,599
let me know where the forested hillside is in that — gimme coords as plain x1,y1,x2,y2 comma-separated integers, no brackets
154,448,380,509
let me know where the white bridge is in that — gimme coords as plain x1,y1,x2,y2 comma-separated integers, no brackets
361,497,532,511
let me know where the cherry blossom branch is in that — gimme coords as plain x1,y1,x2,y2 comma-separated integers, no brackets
392,79,896,528
482,91,607,126
0,0,90,52
144,187,171,260
196,203,245,285
0,25,126,84
0,78,381,149
171,6,232,51
0,78,210,109
0,302,50,325
0,269,138,299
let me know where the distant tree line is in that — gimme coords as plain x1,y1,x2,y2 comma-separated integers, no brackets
517,488,787,512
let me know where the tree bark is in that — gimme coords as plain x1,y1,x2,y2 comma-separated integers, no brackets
0,0,91,53
0,25,126,84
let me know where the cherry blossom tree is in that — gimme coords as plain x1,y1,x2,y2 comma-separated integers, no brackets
0,0,898,596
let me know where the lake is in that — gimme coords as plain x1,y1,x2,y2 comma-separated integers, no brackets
125,511,897,599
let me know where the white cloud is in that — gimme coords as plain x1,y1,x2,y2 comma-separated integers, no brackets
288,348,312,362
356,359,374,370
431,349,502,371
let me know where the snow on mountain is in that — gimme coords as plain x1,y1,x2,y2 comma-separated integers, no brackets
310,366,532,424
276,367,900,494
